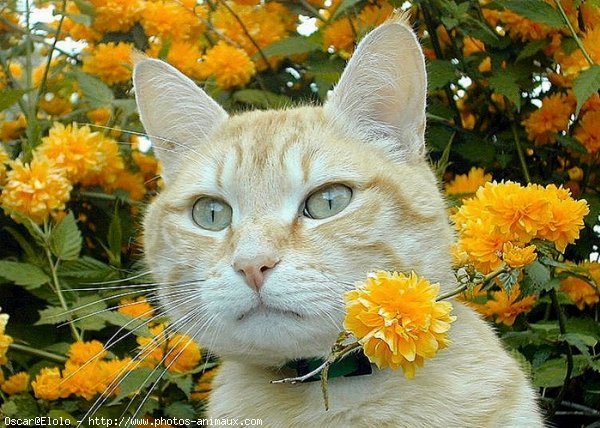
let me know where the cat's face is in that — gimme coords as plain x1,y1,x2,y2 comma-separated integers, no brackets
135,17,456,366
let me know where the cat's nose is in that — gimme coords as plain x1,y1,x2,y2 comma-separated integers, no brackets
233,256,280,292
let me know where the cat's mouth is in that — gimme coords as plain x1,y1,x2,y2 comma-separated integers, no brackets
237,303,302,321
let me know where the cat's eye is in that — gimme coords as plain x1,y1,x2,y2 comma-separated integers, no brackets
192,197,232,231
303,184,352,219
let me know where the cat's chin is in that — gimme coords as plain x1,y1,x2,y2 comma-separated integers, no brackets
194,311,340,367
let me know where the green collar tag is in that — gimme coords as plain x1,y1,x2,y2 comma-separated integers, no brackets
284,350,373,382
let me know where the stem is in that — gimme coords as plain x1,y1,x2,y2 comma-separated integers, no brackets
9,343,67,363
24,0,38,153
439,266,510,301
549,288,573,418
511,120,531,183
554,0,595,66
271,341,362,385
45,247,82,341
76,190,139,206
36,0,68,108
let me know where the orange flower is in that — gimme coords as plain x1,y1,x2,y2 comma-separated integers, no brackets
484,284,536,326
463,37,485,56
0,143,10,185
137,328,202,373
344,271,455,378
191,367,219,401
1,371,29,395
0,157,72,223
445,167,492,197
522,92,576,145
90,0,143,34
141,0,204,41
118,297,154,319
82,42,133,85
0,114,27,141
502,242,537,269
67,340,107,365
146,40,204,80
560,276,599,310
574,110,600,155
36,123,106,183
199,42,256,89
86,107,112,126
32,367,64,400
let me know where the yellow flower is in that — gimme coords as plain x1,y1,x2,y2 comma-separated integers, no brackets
67,340,107,365
38,94,72,116
0,144,10,185
560,276,599,310
82,42,133,85
0,157,72,223
483,8,553,42
462,37,485,56
90,0,143,33
536,185,589,253
62,361,103,400
132,150,161,181
141,0,204,41
80,135,125,189
136,329,202,373
200,42,256,89
456,219,507,273
191,367,219,401
118,297,154,319
574,110,600,155
1,371,29,395
165,334,202,373
555,27,600,77
147,40,205,81
0,114,27,141
445,167,492,197
502,242,537,269
36,123,106,183
522,92,576,145
567,166,584,181
86,107,112,126
0,308,12,365
484,284,536,326
32,367,64,400
344,271,455,379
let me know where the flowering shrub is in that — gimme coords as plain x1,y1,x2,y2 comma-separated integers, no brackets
0,0,599,425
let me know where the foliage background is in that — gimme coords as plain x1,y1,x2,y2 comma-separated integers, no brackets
0,0,599,426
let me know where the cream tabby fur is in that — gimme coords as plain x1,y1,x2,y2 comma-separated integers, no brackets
134,16,544,427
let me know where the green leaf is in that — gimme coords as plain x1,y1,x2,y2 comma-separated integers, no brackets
497,0,564,28
257,36,320,59
107,208,122,266
49,212,82,261
533,355,589,387
165,402,196,420
0,394,40,418
73,0,95,16
73,69,115,106
4,227,44,265
516,39,550,62
524,261,559,292
489,72,521,110
427,60,456,90
584,194,600,228
509,349,533,378
331,0,362,20
113,367,162,403
0,260,50,289
36,306,71,325
58,256,118,282
166,373,194,398
0,89,28,111
561,333,597,358
48,410,78,425
573,64,600,115
233,89,291,109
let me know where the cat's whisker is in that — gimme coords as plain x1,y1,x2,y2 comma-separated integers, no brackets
122,305,209,421
77,270,153,286
58,287,195,327
80,307,202,426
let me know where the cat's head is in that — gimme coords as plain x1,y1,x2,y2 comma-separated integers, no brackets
134,17,456,366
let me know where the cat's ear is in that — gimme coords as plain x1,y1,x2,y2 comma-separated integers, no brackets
324,17,427,162
133,58,228,181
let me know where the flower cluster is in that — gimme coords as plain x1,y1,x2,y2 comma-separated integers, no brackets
0,123,156,223
344,271,455,378
136,324,202,374
560,261,600,310
452,182,589,273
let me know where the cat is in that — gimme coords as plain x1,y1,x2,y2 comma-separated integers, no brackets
133,15,544,428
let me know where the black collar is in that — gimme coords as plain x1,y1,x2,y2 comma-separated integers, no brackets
284,349,373,382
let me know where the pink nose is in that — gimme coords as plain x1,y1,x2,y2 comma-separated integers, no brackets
233,256,280,292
